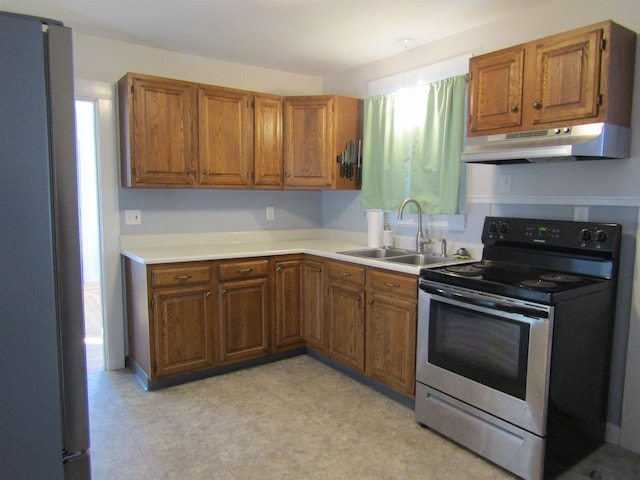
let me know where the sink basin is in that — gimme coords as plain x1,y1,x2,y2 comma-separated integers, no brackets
338,247,411,259
385,253,457,266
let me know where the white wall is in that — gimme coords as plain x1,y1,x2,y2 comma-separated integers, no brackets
72,33,327,236
322,0,640,453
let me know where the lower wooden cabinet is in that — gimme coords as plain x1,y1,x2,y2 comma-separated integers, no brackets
272,256,305,352
365,269,417,396
327,261,366,372
125,260,216,382
124,254,418,397
151,285,215,377
217,259,270,363
302,257,326,353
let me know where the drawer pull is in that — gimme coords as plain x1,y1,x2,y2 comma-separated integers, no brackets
236,267,254,274
339,271,351,277
173,274,193,281
384,282,401,288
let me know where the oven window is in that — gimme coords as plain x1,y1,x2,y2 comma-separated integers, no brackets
429,301,529,399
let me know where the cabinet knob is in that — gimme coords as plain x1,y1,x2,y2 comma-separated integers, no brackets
316,268,322,273
532,101,542,110
286,172,291,177
368,299,373,305
355,296,361,302
277,266,283,272
205,292,211,299
510,104,519,113
219,289,227,296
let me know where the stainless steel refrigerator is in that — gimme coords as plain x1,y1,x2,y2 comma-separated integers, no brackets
0,12,91,479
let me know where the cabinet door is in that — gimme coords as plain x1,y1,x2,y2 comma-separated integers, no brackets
218,277,270,363
273,259,305,351
198,85,253,188
151,285,214,378
531,28,603,125
122,74,197,187
303,258,325,352
468,46,525,134
283,96,334,188
254,94,283,189
327,281,365,372
365,291,416,396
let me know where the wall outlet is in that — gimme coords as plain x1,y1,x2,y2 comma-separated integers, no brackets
574,206,589,222
266,206,275,221
124,209,142,225
499,174,513,193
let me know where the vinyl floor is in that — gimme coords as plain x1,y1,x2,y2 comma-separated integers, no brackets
87,355,640,480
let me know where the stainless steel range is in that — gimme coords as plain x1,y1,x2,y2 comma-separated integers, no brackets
415,216,621,480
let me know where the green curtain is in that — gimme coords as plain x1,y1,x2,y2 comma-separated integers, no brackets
360,74,467,214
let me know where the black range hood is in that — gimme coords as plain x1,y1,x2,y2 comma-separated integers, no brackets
462,122,631,164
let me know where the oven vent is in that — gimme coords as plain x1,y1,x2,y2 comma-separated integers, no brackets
462,122,630,164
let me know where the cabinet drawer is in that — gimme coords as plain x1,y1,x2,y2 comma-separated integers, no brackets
150,264,211,288
328,262,365,287
368,269,417,300
218,259,269,281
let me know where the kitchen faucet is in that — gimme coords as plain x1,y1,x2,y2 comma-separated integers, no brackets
398,197,431,253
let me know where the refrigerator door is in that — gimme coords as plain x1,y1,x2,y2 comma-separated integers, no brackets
47,21,91,467
0,13,90,479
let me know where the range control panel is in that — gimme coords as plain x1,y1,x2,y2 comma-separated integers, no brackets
482,216,621,253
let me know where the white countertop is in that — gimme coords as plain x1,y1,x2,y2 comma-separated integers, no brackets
120,228,475,275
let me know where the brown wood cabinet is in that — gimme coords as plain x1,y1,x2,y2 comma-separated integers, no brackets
272,256,305,352
124,253,418,397
118,73,198,187
198,84,253,188
302,256,326,353
254,93,284,188
468,21,636,136
283,95,363,190
125,260,216,381
326,261,366,372
217,259,270,363
119,73,284,189
365,269,417,396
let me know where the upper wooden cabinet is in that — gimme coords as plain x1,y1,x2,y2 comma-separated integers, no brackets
118,74,198,187
283,95,363,190
198,84,253,188
468,21,636,136
119,73,284,189
254,93,284,188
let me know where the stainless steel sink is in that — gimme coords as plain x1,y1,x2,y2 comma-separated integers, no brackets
385,253,457,266
338,247,411,259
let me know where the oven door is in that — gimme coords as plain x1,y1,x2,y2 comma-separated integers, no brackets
417,280,553,436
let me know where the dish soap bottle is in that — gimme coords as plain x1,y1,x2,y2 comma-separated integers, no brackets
383,223,393,248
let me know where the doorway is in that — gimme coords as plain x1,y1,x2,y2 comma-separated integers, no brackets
76,99,104,372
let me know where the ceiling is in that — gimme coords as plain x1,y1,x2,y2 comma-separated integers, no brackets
1,0,553,76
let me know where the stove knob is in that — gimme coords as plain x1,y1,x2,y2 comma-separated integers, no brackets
579,229,591,241
595,230,607,243
500,223,509,234
489,222,498,233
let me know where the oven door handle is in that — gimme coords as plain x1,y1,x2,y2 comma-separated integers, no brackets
420,284,549,319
